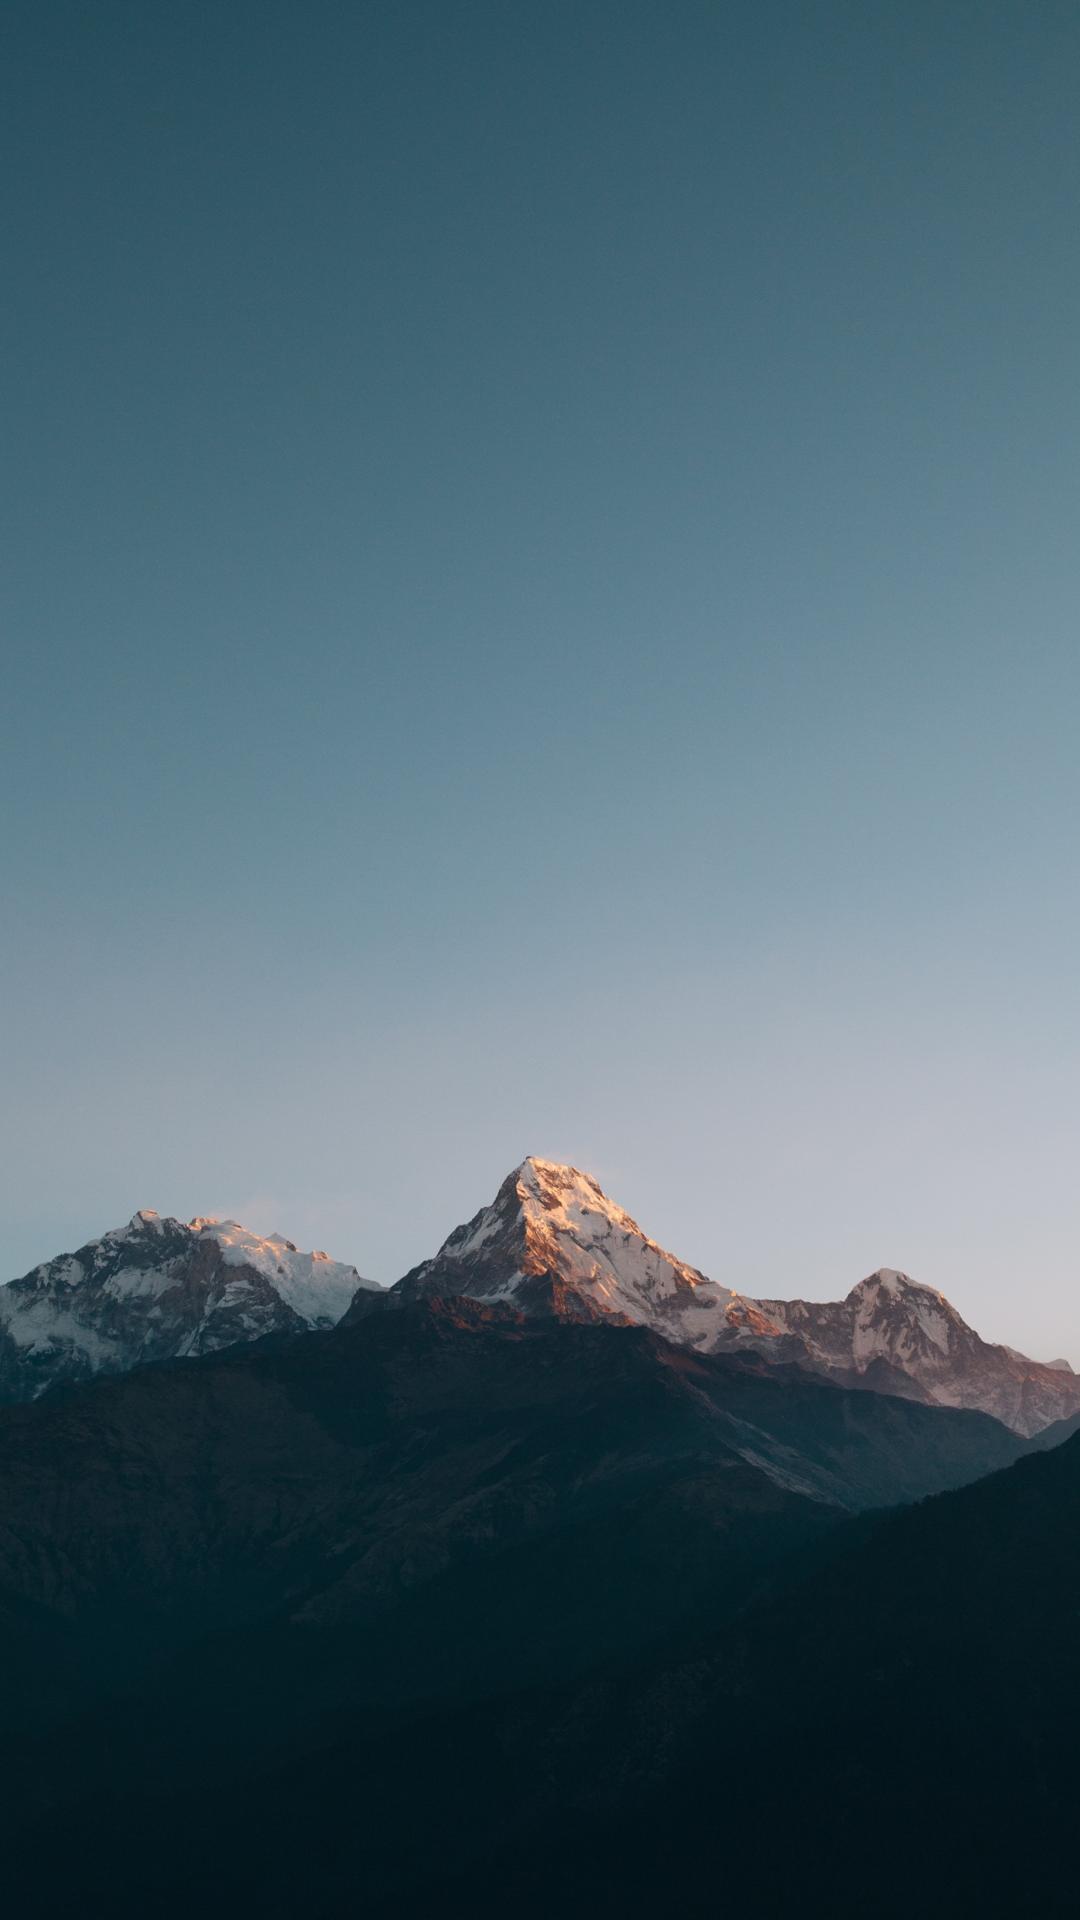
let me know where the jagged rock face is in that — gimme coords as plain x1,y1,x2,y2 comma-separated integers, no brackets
759,1269,1080,1437
382,1157,793,1352
0,1209,378,1404
378,1160,1080,1438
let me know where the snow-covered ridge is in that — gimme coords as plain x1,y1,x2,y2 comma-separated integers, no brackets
9,1163,1080,1440
385,1157,1080,1438
513,1156,732,1315
393,1156,755,1342
0,1211,380,1405
186,1217,365,1325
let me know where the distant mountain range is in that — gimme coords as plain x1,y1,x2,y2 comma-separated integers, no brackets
3,1161,1080,1914
5,1158,1076,1434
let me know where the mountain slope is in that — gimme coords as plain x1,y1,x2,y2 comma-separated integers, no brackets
0,1300,1070,1919
18,1166,1075,1434
374,1157,1080,1435
760,1265,1080,1434
0,1300,1028,1693
0,1209,377,1403
467,1421,1080,1918
378,1156,792,1350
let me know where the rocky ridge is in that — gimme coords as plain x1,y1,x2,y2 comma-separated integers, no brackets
9,1160,1078,1437
0,1208,378,1403
370,1157,1080,1437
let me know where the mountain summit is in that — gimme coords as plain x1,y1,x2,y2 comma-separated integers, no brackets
9,1163,1078,1436
758,1266,1079,1434
0,1210,378,1403
388,1156,788,1349
380,1159,1080,1436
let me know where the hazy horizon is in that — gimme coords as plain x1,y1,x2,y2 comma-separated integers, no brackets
5,2,1080,1363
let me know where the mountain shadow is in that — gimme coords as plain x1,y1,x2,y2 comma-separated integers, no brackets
0,1300,1069,1917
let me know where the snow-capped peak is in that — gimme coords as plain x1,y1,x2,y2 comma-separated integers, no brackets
390,1156,758,1347
112,1208,167,1239
387,1160,1080,1438
0,1212,380,1406
849,1268,944,1302
514,1156,676,1256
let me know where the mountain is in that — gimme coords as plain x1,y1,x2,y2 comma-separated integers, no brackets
0,1208,378,1403
0,1301,1028,1690
458,1422,1080,1920
383,1420,1080,1920
379,1155,791,1348
0,1299,1033,1731
0,1297,1067,1917
758,1266,1080,1435
374,1157,1080,1435
16,1164,1074,1434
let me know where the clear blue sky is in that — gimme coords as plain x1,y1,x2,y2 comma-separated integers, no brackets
4,1,1080,1358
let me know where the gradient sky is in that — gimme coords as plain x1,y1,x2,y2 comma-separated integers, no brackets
4,1,1080,1359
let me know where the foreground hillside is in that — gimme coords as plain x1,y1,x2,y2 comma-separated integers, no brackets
442,1423,1080,1917
0,1298,1065,1915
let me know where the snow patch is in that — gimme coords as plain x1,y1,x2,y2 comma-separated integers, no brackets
193,1219,375,1327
